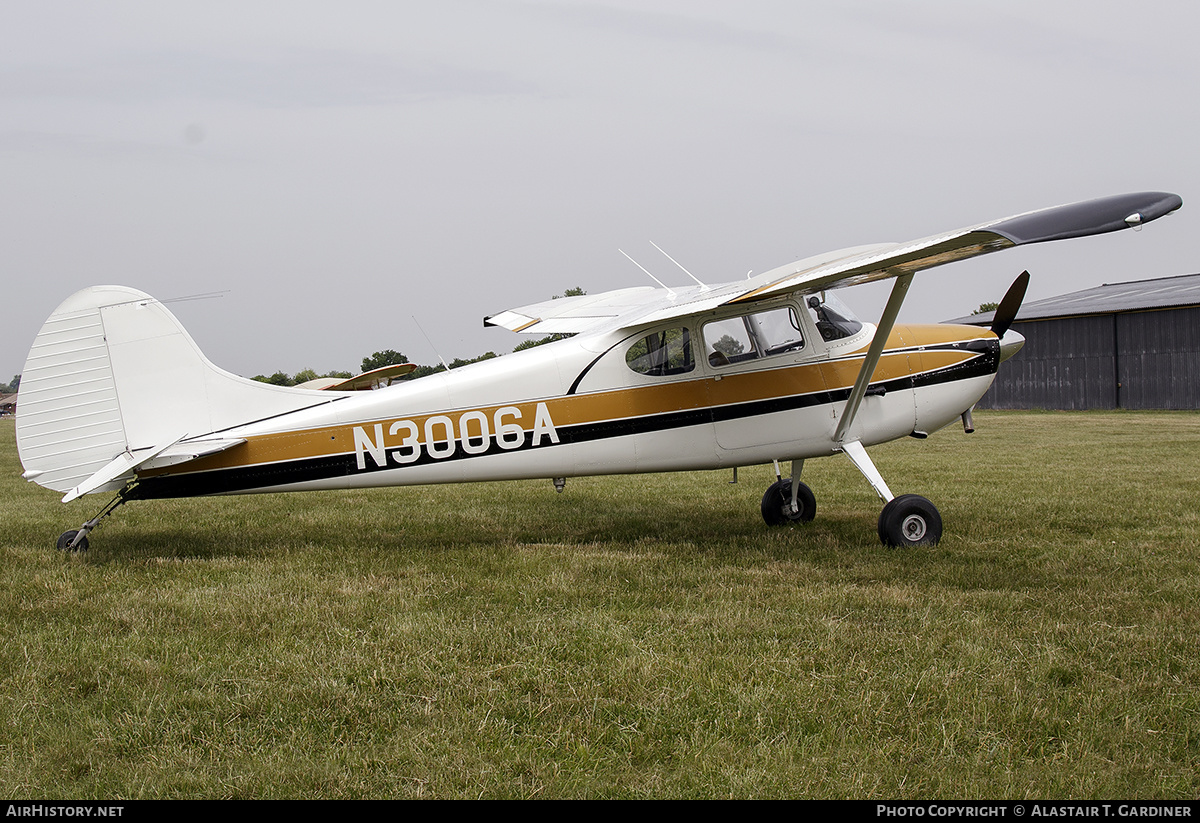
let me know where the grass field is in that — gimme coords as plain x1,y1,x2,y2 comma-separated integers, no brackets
2,411,1199,799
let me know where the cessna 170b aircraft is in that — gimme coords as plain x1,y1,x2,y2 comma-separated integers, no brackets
16,191,1182,551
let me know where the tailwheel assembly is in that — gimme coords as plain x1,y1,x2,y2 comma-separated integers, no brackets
56,529,89,553
54,486,134,553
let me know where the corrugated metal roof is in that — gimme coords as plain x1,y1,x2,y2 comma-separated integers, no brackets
948,272,1200,325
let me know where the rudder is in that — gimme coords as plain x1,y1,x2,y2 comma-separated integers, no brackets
17,286,332,498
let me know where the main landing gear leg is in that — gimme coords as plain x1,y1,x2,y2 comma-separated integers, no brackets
760,459,816,526
840,440,942,548
56,486,133,553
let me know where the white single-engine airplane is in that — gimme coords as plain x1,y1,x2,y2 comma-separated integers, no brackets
16,191,1182,551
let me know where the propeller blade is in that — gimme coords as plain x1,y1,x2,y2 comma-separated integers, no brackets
991,270,1030,339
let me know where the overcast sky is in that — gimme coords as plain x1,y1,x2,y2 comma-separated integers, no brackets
4,0,1198,380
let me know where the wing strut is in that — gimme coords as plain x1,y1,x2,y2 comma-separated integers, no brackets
834,272,914,444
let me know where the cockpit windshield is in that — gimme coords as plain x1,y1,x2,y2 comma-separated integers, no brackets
806,293,864,341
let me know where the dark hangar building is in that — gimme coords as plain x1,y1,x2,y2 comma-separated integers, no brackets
951,272,1200,410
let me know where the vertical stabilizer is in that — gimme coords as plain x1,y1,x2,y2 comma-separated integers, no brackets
17,286,333,497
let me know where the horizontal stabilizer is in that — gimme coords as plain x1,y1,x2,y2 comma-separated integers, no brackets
61,434,186,502
60,435,247,502
141,437,247,469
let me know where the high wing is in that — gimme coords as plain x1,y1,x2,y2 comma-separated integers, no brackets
485,191,1182,336
483,286,664,335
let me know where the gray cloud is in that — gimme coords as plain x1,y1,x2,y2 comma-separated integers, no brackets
0,49,529,108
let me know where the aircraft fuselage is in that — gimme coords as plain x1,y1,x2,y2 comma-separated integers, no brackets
131,301,999,500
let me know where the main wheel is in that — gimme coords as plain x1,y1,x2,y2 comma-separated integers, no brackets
56,530,89,552
878,494,942,547
761,479,817,526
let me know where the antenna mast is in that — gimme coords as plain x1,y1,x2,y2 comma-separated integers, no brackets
411,316,451,372
650,241,707,290
619,249,676,297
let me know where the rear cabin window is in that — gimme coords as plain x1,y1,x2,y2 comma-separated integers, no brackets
703,306,804,368
625,327,695,376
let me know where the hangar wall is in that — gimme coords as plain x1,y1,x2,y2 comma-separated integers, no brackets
974,306,1200,410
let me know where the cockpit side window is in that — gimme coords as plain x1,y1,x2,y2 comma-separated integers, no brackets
625,327,695,376
702,306,804,368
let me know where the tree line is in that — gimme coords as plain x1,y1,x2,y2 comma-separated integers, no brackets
250,288,585,387
250,349,501,387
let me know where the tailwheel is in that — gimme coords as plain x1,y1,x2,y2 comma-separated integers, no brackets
761,479,817,526
56,530,89,553
51,486,133,554
878,494,942,548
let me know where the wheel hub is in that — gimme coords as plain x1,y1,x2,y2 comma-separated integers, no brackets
901,514,927,541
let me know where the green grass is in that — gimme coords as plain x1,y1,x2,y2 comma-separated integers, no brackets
2,411,1199,798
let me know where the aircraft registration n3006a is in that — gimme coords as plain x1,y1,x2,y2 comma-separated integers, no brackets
16,191,1183,551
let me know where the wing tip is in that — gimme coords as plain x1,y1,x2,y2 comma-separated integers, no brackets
988,191,1182,246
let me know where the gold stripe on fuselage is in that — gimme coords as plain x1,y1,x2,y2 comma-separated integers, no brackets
140,325,993,477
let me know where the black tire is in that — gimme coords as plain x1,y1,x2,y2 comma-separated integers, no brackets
878,494,942,547
56,530,89,552
761,479,817,526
